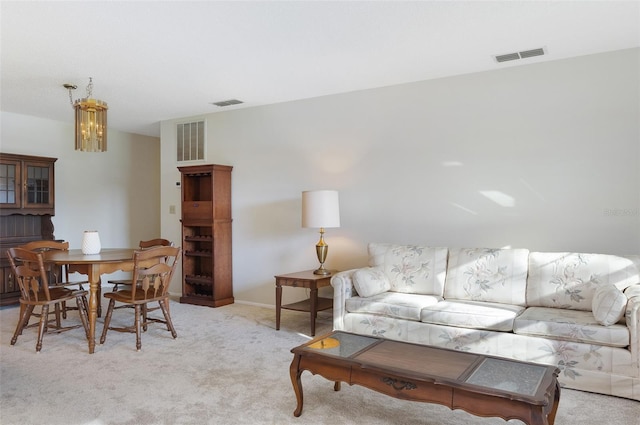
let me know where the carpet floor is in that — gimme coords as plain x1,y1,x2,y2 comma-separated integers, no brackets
1,298,638,425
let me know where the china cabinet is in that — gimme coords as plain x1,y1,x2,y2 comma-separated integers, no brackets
0,153,57,305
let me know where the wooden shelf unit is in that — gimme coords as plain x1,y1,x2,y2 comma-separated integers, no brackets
178,164,233,307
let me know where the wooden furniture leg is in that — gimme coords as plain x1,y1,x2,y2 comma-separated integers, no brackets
546,382,561,425
290,354,304,417
309,285,318,336
87,264,100,354
275,283,282,330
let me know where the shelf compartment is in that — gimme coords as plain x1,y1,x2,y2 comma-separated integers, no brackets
185,250,212,258
184,235,213,242
185,275,213,285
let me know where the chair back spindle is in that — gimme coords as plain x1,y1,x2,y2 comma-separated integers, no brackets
130,246,180,301
17,239,93,317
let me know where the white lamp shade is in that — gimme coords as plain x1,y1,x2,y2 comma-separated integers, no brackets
301,190,340,228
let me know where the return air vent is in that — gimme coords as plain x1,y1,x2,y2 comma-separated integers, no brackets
177,120,205,162
495,47,545,63
211,99,243,107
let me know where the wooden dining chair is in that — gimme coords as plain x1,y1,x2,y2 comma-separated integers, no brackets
8,247,90,352
100,245,181,351
107,238,173,291
18,240,95,318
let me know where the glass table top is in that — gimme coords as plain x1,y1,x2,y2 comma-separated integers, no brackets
303,332,379,358
465,357,547,396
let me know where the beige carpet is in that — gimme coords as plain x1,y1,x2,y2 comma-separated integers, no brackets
1,298,638,425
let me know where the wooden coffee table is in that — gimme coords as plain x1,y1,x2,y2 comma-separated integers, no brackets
290,331,561,425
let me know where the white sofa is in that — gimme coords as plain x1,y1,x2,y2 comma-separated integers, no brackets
331,243,640,401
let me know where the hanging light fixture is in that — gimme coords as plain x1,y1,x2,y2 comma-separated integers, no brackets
63,78,108,152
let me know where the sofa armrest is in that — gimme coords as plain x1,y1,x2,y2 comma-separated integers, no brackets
624,284,640,299
625,284,640,377
330,269,359,331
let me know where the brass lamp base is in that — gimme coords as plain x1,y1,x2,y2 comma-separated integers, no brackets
313,228,331,275
313,265,331,275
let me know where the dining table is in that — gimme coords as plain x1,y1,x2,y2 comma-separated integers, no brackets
42,248,136,354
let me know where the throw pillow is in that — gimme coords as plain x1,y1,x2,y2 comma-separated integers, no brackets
353,267,391,298
592,285,627,326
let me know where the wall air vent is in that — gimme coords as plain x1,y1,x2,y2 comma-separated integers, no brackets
495,47,546,63
211,99,243,107
177,120,205,162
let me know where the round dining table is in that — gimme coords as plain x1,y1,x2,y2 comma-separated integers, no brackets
42,248,136,353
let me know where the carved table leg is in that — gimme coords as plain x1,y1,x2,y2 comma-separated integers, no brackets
87,264,100,354
290,354,304,417
530,379,560,425
546,381,561,425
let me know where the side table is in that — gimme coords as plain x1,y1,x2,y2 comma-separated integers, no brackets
275,270,335,336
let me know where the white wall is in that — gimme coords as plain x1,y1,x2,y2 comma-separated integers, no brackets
1,112,161,281
161,48,640,307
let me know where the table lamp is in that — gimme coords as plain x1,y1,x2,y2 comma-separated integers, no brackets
301,190,340,275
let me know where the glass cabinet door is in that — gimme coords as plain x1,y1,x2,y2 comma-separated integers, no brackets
0,156,54,213
0,160,19,208
25,163,52,207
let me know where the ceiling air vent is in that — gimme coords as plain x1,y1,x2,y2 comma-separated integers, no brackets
495,47,545,63
211,99,243,107
519,48,545,59
495,52,521,63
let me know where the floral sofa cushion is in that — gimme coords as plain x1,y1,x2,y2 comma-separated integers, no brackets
368,243,448,295
444,248,529,306
527,252,640,311
420,300,525,332
345,292,441,321
352,267,390,297
513,306,629,348
592,284,627,326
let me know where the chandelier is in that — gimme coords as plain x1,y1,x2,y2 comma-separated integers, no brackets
63,78,108,152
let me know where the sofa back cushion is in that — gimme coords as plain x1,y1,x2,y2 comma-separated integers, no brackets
444,248,529,306
368,243,448,296
527,252,640,311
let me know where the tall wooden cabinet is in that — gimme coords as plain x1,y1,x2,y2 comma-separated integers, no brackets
178,164,233,307
0,153,57,306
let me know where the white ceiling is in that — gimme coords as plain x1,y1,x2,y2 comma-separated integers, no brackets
2,1,639,138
